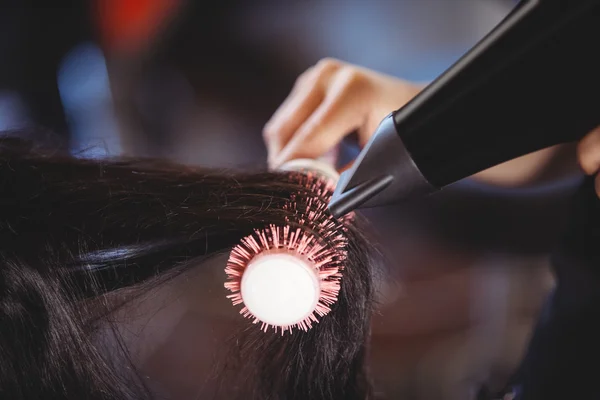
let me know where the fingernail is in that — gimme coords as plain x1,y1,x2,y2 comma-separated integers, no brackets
266,141,280,168
267,156,278,170
272,149,292,169
271,156,285,170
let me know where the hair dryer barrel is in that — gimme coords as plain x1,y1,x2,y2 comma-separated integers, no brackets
397,0,600,188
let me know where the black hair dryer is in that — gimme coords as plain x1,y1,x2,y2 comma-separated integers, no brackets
329,0,600,218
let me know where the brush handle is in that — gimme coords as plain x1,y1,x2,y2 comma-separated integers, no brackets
279,158,340,183
395,0,600,188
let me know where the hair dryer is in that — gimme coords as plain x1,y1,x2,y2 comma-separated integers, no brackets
328,0,600,218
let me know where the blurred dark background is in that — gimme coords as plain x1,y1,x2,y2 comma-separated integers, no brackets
0,1,582,398
1,0,514,161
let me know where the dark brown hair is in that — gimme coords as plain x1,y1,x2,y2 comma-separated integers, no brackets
0,134,375,399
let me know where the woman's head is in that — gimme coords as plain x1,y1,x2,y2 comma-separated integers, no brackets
0,134,376,399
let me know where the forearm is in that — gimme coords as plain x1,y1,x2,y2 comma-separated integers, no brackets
471,144,579,187
406,82,578,187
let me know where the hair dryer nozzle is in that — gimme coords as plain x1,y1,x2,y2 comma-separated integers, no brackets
328,114,434,217
329,174,393,218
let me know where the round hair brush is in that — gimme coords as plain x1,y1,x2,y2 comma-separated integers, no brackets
224,159,350,334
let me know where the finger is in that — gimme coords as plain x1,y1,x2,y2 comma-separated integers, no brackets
272,69,367,166
264,83,324,163
319,147,339,166
264,60,341,164
265,66,315,128
577,126,600,174
339,161,354,173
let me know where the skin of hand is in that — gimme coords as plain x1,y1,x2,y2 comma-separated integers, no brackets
264,58,600,197
263,58,424,168
577,125,600,197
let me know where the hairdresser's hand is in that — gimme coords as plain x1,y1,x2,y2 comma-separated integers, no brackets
264,58,424,168
577,125,600,197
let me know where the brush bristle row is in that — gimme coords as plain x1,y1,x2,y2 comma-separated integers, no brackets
224,171,351,334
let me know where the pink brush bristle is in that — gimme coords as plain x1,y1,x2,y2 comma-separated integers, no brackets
224,224,345,334
287,171,356,224
224,170,351,334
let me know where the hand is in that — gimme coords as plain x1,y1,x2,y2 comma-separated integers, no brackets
577,125,600,197
263,58,424,168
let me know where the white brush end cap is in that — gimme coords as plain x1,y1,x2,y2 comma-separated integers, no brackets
241,252,320,327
